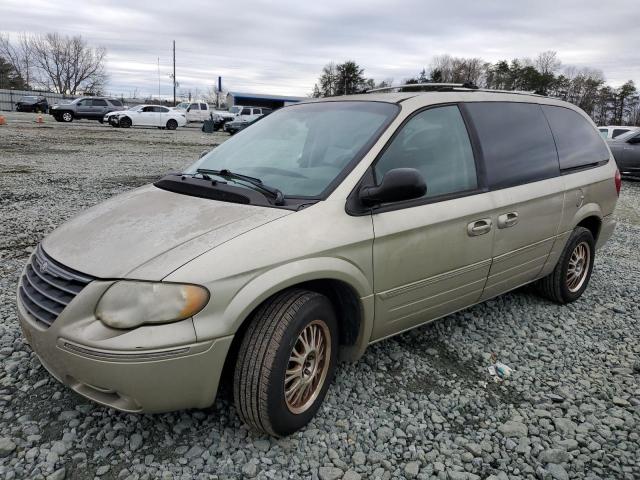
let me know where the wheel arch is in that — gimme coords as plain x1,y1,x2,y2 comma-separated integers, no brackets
215,259,374,383
571,203,603,241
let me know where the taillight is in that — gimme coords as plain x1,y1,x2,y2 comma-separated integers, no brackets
614,168,621,196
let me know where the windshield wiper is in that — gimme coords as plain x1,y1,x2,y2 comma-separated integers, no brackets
196,168,285,205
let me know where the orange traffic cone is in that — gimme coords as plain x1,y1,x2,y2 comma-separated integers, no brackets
36,115,43,124
0,114,6,126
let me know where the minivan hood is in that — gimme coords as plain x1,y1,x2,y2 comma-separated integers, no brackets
42,185,290,280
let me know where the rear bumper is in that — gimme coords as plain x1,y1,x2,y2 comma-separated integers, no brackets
596,214,616,249
17,282,233,413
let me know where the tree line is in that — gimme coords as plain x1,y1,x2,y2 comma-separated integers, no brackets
0,32,107,95
313,52,640,126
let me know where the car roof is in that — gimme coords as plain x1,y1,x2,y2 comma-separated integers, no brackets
303,89,584,112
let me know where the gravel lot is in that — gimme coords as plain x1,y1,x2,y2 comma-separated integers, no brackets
1,111,639,480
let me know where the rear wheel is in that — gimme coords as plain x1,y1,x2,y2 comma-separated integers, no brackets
61,111,73,122
536,226,595,304
233,290,338,436
119,116,132,128
166,119,178,130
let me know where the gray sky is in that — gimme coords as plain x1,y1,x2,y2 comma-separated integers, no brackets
2,0,637,98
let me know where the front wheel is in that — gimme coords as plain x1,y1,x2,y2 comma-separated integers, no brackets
119,116,132,128
61,111,73,122
536,226,595,304
233,290,338,437
166,119,178,130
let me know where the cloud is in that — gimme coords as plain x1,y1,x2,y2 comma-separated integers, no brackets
1,0,637,97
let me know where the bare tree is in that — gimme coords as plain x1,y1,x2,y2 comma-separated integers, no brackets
535,51,561,76
0,33,34,87
24,33,107,94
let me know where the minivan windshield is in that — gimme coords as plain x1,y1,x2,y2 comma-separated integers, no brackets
186,101,398,197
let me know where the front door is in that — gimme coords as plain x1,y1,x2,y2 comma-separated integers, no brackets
370,105,494,340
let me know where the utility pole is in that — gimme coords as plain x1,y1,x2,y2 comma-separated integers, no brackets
172,40,176,106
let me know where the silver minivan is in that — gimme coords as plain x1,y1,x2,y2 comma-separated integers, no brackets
17,87,619,436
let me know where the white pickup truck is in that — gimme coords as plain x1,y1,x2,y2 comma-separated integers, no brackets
175,101,212,122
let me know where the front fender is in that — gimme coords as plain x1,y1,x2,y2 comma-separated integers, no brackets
190,256,374,348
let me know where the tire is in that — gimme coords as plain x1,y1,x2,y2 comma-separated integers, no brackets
61,111,73,122
233,289,338,437
536,226,595,304
166,119,178,130
53,115,63,122
119,116,132,128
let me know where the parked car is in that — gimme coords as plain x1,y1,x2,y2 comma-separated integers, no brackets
224,110,270,134
49,97,125,123
174,101,212,122
105,105,187,130
17,90,619,436
15,95,48,113
608,129,640,177
598,125,639,139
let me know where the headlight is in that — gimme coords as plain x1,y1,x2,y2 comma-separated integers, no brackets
96,281,209,329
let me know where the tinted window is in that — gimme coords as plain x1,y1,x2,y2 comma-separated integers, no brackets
200,103,207,109
612,128,629,138
142,106,155,112
541,105,610,170
253,108,261,115
465,102,559,189
156,106,169,113
110,99,122,106
241,108,251,115
92,99,108,106
375,105,477,199
189,103,199,110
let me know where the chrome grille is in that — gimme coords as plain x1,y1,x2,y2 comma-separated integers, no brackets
19,245,94,328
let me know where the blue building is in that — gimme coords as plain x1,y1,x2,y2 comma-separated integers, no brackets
226,91,307,110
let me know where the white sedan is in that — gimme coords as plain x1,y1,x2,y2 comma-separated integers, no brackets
104,105,187,130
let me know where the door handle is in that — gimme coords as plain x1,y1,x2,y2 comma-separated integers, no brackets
467,218,492,236
497,212,519,229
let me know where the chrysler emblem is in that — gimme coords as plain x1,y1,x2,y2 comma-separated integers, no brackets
39,260,49,274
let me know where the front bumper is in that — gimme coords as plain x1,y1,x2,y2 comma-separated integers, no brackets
17,277,233,413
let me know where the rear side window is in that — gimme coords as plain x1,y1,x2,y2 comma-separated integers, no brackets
612,128,629,138
541,105,610,171
465,102,559,189
110,99,123,106
374,105,478,199
200,103,207,110
92,99,108,106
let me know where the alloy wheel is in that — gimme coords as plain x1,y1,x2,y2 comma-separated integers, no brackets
566,241,591,293
284,319,331,415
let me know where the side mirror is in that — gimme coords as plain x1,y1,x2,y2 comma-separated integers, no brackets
359,168,427,206
186,107,191,112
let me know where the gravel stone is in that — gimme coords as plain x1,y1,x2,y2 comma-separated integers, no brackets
499,421,528,437
318,466,343,480
546,463,569,480
0,437,17,457
404,461,420,478
0,115,639,479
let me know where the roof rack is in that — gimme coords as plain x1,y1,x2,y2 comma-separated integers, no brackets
366,82,545,97
366,82,479,93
